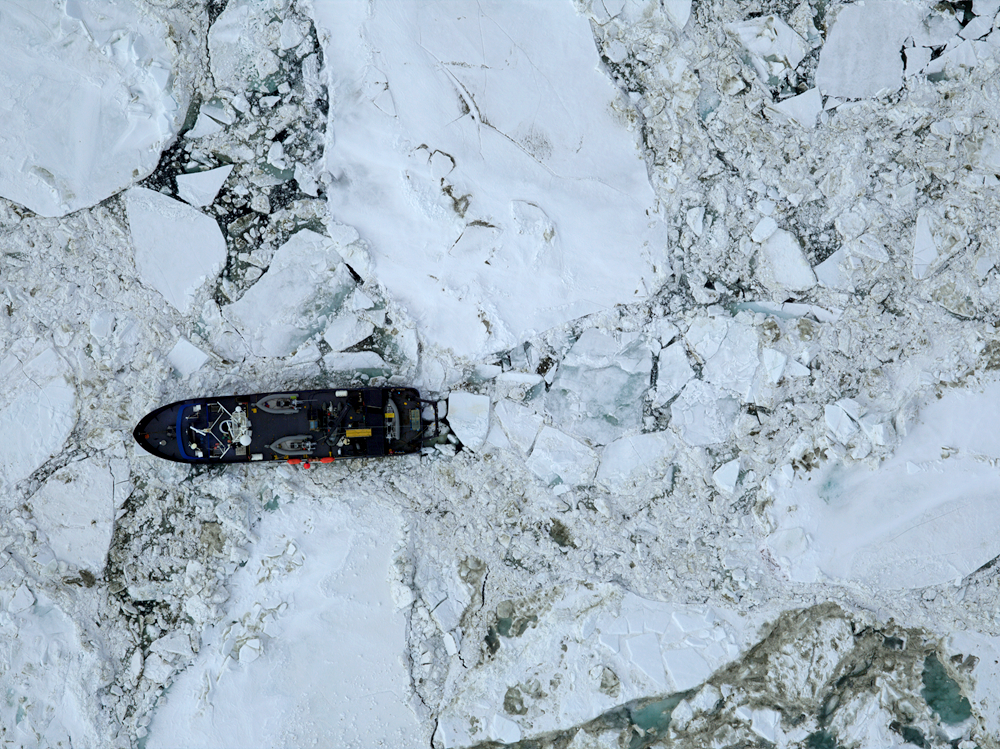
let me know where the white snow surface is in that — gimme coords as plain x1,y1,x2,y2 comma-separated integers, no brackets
146,483,423,748
0,1,187,217
126,188,227,315
765,380,1000,589
312,0,667,358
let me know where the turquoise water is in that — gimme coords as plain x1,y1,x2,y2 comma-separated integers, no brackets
921,653,972,725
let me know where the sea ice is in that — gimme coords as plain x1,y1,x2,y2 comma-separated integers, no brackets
546,330,653,445
0,1,186,216
176,165,234,207
670,380,740,447
765,380,1000,588
167,337,210,377
0,346,76,489
526,426,599,487
322,316,375,352
758,229,816,293
685,316,759,400
494,400,544,455
712,458,741,494
596,432,677,492
221,229,355,358
447,392,491,452
29,458,116,573
816,2,924,98
652,342,695,406
913,209,940,279
767,88,822,128
313,0,666,358
127,188,227,315
146,492,423,748
728,16,807,85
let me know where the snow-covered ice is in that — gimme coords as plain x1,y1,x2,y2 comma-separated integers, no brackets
126,188,227,315
0,1,188,217
4,0,1000,746
219,228,355,358
312,0,667,358
765,381,1000,589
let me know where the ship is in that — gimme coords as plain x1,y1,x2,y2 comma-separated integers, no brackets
133,387,434,465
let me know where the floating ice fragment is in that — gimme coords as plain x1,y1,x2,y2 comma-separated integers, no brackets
728,16,808,85
713,458,741,494
597,432,677,491
670,380,740,446
662,0,692,29
222,229,354,358
750,217,778,243
760,348,787,384
760,229,816,292
652,342,695,406
8,584,34,614
322,317,375,352
913,210,940,279
176,165,234,207
686,206,705,236
30,459,115,572
167,338,209,377
526,426,598,486
127,188,227,315
0,347,76,487
489,715,521,744
546,330,653,445
767,88,822,128
816,2,923,98
279,18,305,49
447,392,491,452
824,403,858,444
494,400,543,455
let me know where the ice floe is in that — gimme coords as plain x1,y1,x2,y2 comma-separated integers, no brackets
526,426,599,487
313,1,667,357
126,188,227,315
765,381,1000,589
220,228,355,358
0,1,187,216
545,330,653,445
0,345,75,489
447,392,491,452
176,165,234,207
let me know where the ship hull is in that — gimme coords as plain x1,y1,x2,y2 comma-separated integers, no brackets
133,387,424,464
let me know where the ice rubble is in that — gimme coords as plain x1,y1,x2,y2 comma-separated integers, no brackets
0,1,188,217
312,0,668,358
126,188,227,315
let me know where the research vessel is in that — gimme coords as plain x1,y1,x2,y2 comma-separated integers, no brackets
133,387,431,465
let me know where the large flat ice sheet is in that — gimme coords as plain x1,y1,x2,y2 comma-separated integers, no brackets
312,0,666,358
765,380,1000,589
0,1,185,216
